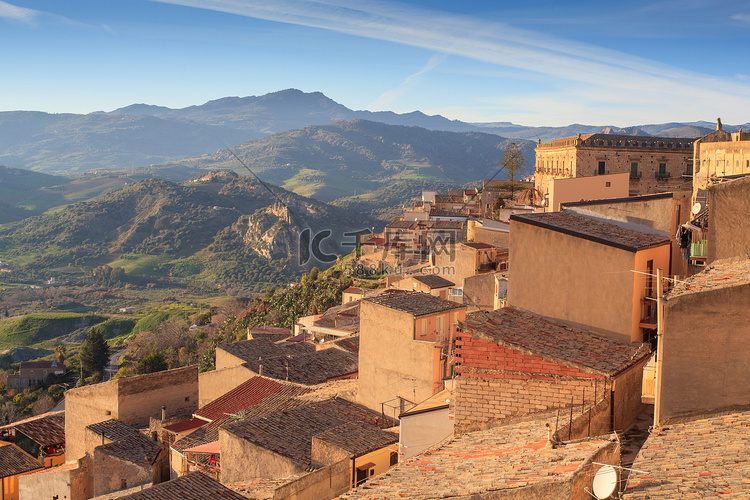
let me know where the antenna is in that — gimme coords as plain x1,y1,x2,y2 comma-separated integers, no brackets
586,464,618,499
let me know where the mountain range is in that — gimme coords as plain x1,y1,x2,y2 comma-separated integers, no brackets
0,171,377,290
2,89,746,177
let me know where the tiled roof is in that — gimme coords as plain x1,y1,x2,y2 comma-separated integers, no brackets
87,419,161,465
195,376,311,422
19,361,61,370
240,346,358,385
223,398,392,467
510,211,670,252
227,477,297,500
119,471,248,500
668,258,750,299
314,422,398,457
172,418,228,453
218,338,314,364
624,411,750,498
412,274,455,289
173,398,309,453
13,412,65,446
364,290,465,317
459,308,650,377
340,412,614,499
332,336,359,354
0,443,43,478
163,418,207,434
313,301,360,333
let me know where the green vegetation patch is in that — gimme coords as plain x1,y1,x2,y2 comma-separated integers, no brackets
0,312,107,348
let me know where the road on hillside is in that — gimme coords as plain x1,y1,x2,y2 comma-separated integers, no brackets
104,348,127,381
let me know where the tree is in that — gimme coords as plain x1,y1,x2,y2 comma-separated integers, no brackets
135,350,168,375
54,345,66,364
79,329,109,377
497,143,525,201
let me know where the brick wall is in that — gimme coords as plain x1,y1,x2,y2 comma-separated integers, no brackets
454,333,608,433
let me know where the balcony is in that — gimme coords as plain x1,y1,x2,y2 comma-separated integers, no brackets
639,297,657,329
655,171,671,180
630,171,642,179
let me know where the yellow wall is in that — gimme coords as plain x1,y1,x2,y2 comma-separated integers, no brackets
509,220,657,343
548,173,629,212
694,138,750,203
352,444,399,488
631,245,671,342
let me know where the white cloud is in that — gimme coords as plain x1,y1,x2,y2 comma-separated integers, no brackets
731,13,750,23
367,53,446,110
150,0,750,123
0,1,40,23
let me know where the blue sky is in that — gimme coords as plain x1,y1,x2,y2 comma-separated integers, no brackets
2,0,749,126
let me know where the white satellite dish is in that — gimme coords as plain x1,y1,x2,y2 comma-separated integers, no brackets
692,202,703,215
592,464,618,499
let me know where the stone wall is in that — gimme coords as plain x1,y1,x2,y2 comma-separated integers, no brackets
273,459,351,500
454,333,606,433
18,459,90,500
657,281,750,424
707,176,750,263
219,427,303,484
92,449,153,497
65,366,198,462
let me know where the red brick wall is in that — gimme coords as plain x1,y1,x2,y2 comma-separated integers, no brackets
454,332,608,433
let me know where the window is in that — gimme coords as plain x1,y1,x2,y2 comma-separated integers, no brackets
390,452,398,466
657,163,668,179
598,161,605,175
450,287,463,297
630,162,639,177
605,182,611,187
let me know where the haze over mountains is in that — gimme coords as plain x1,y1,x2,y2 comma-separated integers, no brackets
2,89,745,178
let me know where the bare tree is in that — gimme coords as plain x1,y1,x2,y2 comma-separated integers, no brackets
497,142,526,201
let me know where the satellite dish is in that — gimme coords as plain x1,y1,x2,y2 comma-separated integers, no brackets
692,202,703,215
592,465,618,499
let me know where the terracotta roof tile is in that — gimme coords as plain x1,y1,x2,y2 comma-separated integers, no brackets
195,376,311,422
119,471,248,500
0,444,43,478
459,308,650,376
624,411,750,499
364,290,465,317
314,422,398,457
511,211,670,252
340,412,614,499
87,419,161,465
223,398,393,467
668,258,750,298
0,411,65,446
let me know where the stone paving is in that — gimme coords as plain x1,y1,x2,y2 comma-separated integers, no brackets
623,410,750,498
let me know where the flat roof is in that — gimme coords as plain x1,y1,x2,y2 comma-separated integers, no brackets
510,211,670,252
412,274,455,289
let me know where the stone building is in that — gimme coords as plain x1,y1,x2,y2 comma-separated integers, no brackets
6,361,65,394
453,308,650,434
692,118,750,206
534,133,694,204
358,291,466,417
65,366,199,463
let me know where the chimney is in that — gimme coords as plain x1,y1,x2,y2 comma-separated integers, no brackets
161,406,166,421
717,117,723,131
259,364,263,376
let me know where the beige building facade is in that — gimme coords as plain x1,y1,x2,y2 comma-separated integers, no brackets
509,211,671,344
547,172,629,212
358,292,466,418
692,121,750,206
535,133,693,204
